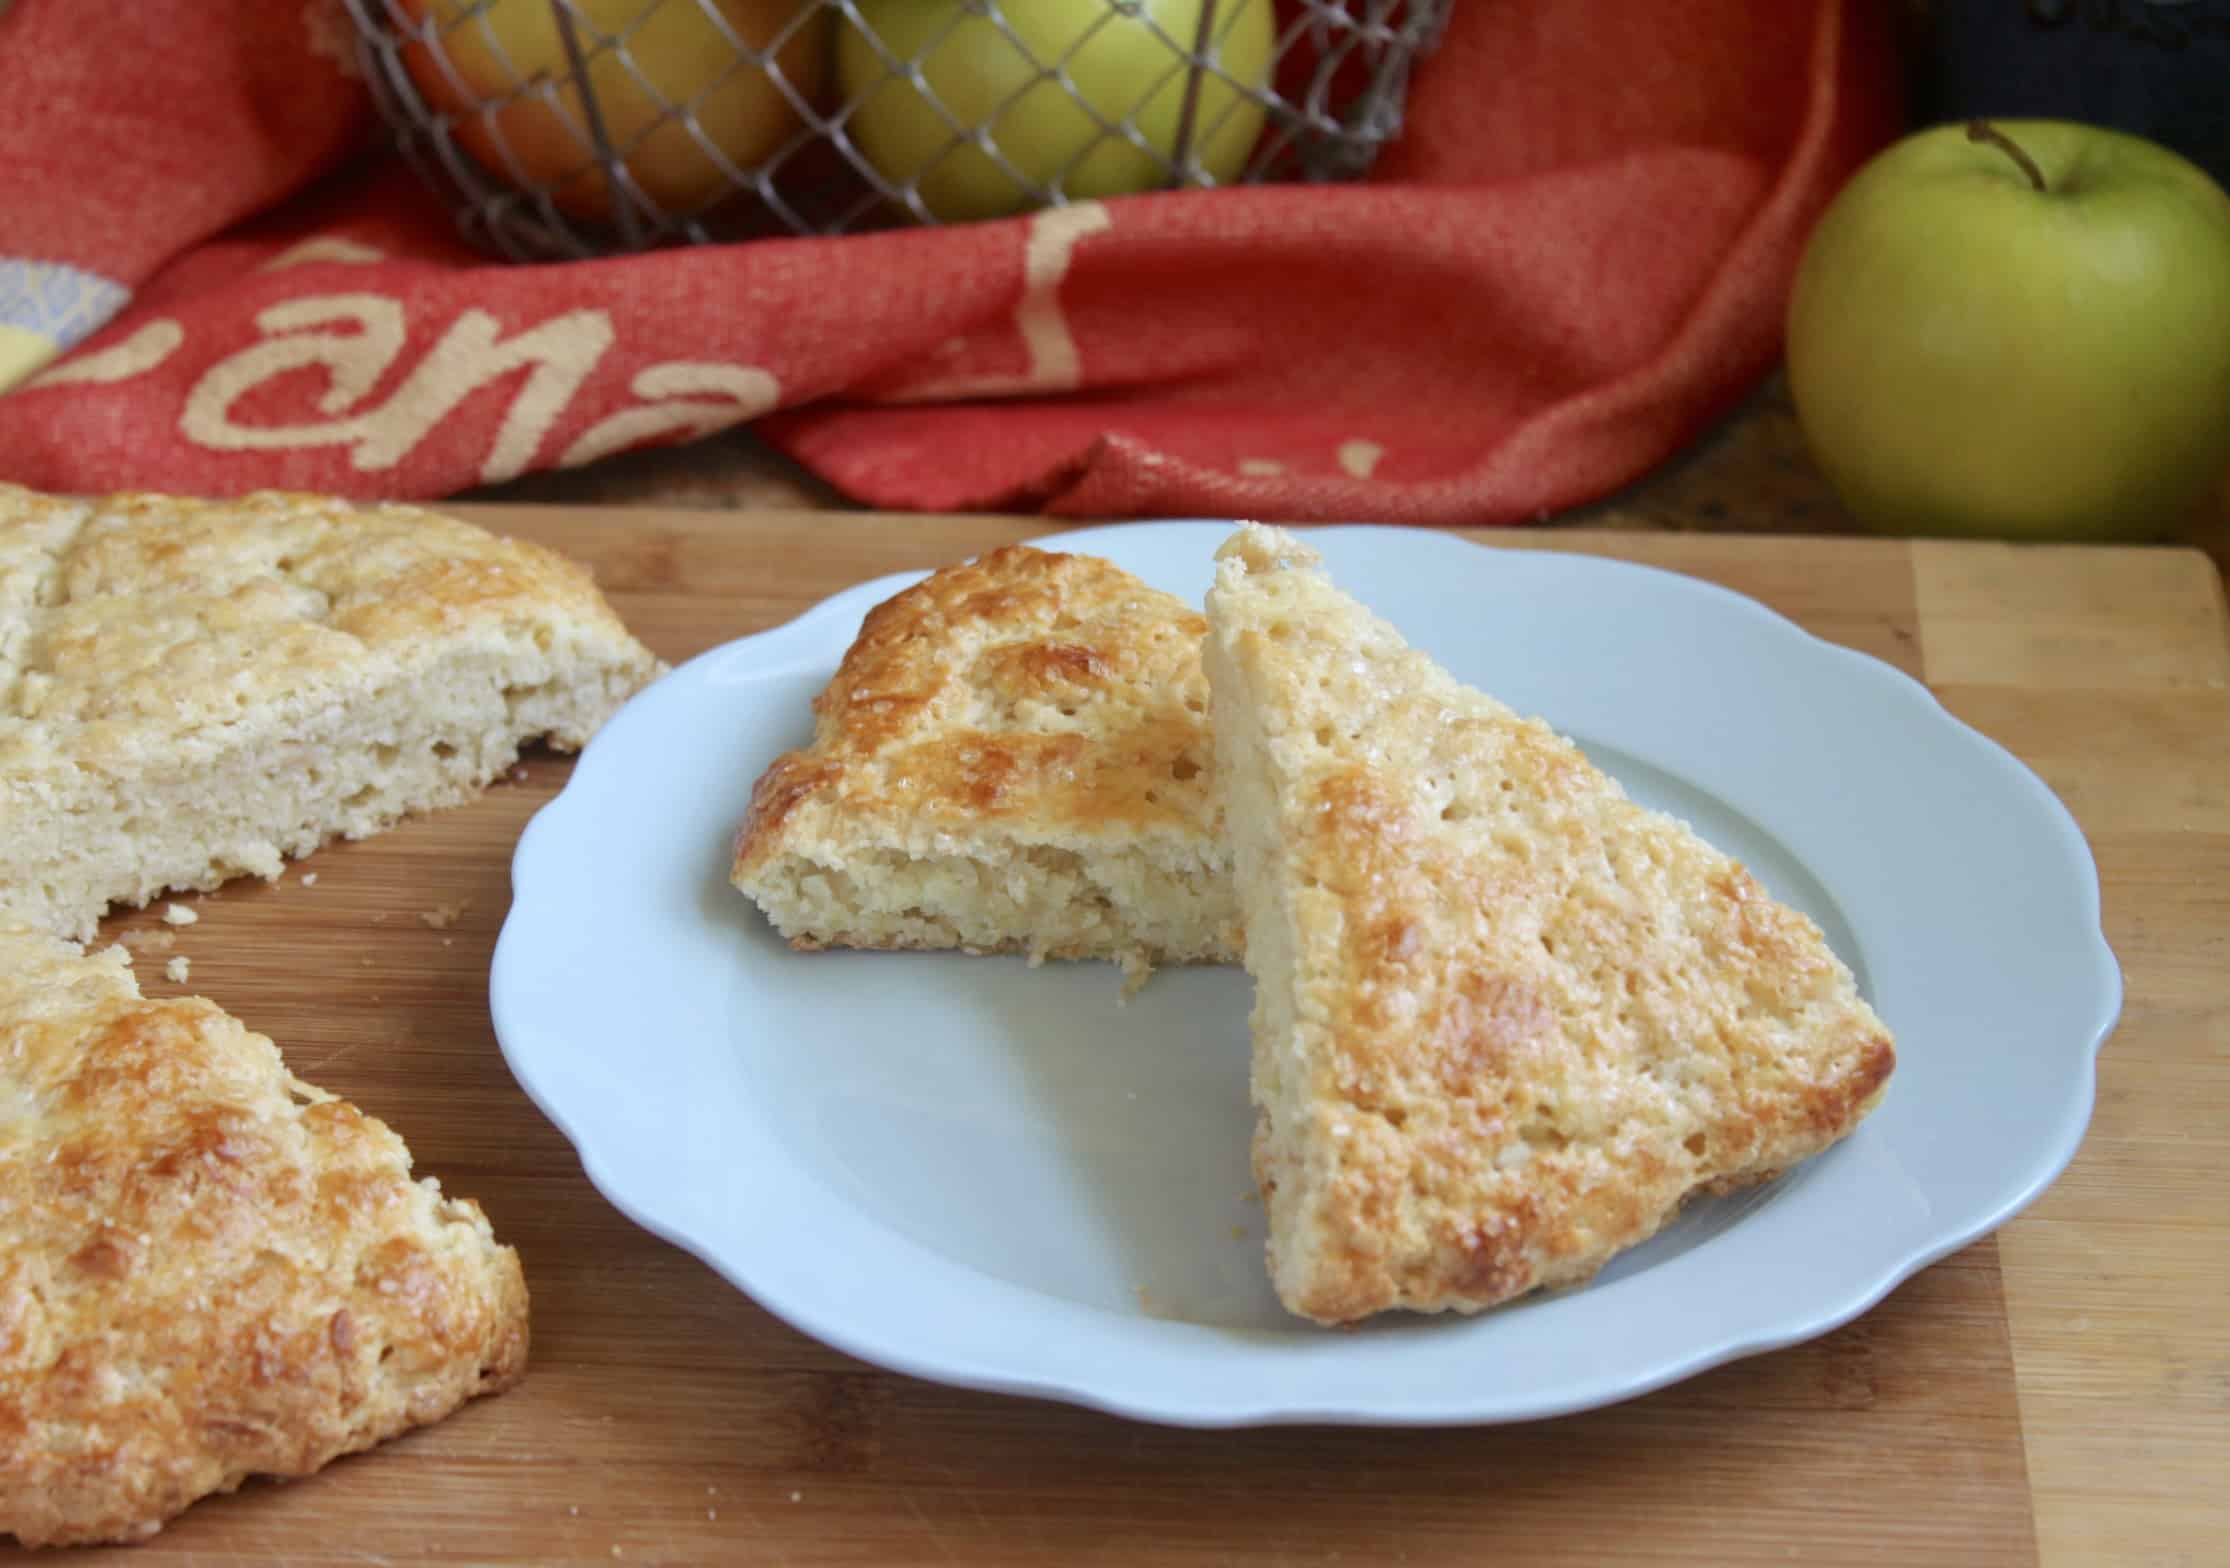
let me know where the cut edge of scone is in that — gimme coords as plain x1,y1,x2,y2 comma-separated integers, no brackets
1203,523,1895,1326
0,488,663,942
731,544,1239,982
0,921,529,1549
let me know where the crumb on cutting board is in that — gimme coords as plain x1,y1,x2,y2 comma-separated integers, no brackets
420,900,468,930
300,871,318,887
120,928,175,953
161,902,198,926
164,956,190,984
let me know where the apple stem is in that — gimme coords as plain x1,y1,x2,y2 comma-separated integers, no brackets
1966,119,2047,194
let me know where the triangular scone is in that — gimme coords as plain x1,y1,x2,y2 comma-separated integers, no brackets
1203,526,1896,1326
733,545,1238,978
0,485,661,941
0,922,528,1547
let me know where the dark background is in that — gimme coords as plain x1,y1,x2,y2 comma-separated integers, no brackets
1916,0,2230,187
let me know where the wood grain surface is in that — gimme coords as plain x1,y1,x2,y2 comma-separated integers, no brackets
14,507,2226,1567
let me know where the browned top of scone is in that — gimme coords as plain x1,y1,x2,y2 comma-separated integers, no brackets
0,923,528,1548
733,544,1218,876
1205,526,1896,1326
0,483,653,762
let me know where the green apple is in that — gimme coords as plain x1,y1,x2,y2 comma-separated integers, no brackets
1787,118,2230,540
838,0,1273,223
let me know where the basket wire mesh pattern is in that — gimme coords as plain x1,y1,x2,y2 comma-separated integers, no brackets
342,0,1451,260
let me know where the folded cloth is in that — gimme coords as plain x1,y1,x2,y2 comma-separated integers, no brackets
0,0,1897,523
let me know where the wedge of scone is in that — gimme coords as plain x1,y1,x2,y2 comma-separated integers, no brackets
0,485,661,941
0,922,528,1547
732,544,1237,978
1203,525,1896,1326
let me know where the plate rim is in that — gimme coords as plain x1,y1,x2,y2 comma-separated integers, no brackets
490,519,2122,1428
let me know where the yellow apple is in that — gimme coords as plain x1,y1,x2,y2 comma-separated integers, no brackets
838,0,1274,223
400,0,829,221
1789,119,2230,541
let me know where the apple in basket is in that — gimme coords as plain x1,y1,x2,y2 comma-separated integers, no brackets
838,0,1275,223
398,0,830,223
1788,118,2230,541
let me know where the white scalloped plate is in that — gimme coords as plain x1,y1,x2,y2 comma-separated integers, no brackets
490,522,2119,1427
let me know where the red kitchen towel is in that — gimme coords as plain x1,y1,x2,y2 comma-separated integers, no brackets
0,0,1898,522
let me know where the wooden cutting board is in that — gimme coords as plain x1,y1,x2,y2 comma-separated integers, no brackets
18,508,2227,1567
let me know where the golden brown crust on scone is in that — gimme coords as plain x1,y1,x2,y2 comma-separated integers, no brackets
732,545,1237,971
0,484,661,940
0,923,528,1548
735,544,1216,849
1205,525,1895,1326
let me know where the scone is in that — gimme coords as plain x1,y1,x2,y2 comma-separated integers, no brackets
1203,525,1896,1325
0,922,528,1547
0,485,661,941
732,545,1238,979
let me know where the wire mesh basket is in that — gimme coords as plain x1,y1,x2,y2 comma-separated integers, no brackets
342,0,1452,259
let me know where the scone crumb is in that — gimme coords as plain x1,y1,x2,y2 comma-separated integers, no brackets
420,901,467,929
162,902,199,927
120,928,175,954
789,1491,802,1504
300,872,319,887
164,956,190,984
1117,949,1153,998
